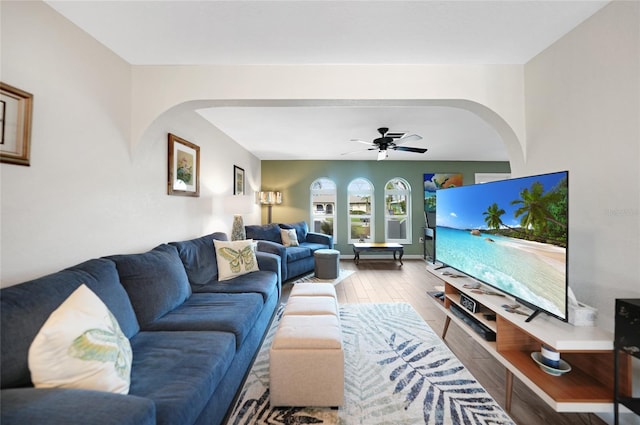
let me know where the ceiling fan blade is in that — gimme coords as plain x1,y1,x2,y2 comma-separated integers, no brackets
393,146,428,154
350,138,375,146
377,150,388,161
395,134,422,145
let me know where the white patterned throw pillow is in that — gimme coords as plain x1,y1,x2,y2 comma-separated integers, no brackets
280,228,299,247
214,239,260,281
28,284,132,394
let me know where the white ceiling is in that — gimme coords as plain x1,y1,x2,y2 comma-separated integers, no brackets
196,104,509,161
46,0,609,161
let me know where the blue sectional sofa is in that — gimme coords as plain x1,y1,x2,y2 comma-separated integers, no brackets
1,232,281,425
245,221,333,282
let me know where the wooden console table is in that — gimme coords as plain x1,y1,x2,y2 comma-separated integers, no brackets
426,263,631,414
353,242,403,265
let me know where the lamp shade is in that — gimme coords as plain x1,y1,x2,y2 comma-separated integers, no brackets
259,191,282,205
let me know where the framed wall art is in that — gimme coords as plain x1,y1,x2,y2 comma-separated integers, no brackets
1,82,34,166
423,172,463,227
234,165,245,195
168,133,200,197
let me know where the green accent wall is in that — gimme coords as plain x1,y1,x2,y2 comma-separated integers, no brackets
261,160,510,257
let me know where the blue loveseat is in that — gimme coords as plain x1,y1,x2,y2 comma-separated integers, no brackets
1,232,281,425
245,221,333,282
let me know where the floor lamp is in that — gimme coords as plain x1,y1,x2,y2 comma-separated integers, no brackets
259,191,282,224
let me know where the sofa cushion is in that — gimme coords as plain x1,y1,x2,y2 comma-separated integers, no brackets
190,270,279,302
28,284,133,394
0,388,156,425
245,223,282,244
169,232,228,287
107,244,191,328
129,331,236,425
280,221,309,243
142,293,264,349
213,239,259,281
300,241,331,252
1,259,139,389
286,246,312,262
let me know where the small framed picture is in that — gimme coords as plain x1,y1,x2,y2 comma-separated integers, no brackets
1,82,34,166
234,165,245,195
168,133,200,197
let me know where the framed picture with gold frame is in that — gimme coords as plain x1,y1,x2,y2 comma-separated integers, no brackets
168,133,200,197
1,82,33,166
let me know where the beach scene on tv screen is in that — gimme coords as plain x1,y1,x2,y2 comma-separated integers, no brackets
435,172,568,318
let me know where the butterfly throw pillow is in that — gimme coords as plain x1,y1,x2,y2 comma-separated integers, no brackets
28,284,132,394
214,239,259,281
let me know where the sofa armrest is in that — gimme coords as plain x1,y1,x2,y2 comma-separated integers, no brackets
1,388,156,425
256,251,282,285
255,240,288,281
306,232,333,248
255,240,286,257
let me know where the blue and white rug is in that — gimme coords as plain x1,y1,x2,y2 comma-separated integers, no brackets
227,303,515,425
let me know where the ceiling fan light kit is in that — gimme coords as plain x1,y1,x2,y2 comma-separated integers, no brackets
344,127,427,161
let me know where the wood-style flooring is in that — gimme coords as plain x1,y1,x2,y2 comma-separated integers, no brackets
282,259,607,425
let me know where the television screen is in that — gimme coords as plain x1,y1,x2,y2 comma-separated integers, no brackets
435,171,568,321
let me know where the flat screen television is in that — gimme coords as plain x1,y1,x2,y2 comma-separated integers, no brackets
435,171,569,322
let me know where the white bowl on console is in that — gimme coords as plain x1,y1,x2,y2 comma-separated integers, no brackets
531,352,572,376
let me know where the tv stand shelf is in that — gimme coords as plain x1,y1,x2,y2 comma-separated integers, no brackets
426,264,631,413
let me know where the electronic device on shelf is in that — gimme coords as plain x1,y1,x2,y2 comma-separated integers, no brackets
435,170,569,323
460,293,478,313
449,303,496,341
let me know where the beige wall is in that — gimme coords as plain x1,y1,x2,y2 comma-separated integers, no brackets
0,1,261,286
131,67,527,172
525,0,639,330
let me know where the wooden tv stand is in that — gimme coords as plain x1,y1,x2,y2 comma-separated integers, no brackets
426,264,631,413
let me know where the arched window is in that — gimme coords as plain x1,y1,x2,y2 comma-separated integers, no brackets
385,178,411,244
348,178,374,243
310,178,337,240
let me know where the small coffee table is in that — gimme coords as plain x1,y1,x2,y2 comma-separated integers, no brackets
352,242,404,266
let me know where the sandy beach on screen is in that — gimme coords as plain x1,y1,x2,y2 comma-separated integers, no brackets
498,237,566,273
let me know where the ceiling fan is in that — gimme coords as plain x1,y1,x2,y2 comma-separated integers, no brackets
344,127,427,161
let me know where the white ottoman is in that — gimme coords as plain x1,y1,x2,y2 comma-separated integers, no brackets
284,296,338,317
314,249,340,279
269,314,344,407
290,282,337,299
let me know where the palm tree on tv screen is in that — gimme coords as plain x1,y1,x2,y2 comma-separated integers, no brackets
482,203,505,229
511,180,567,241
481,177,568,247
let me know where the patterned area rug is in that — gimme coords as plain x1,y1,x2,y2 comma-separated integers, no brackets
291,269,355,286
226,303,515,425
